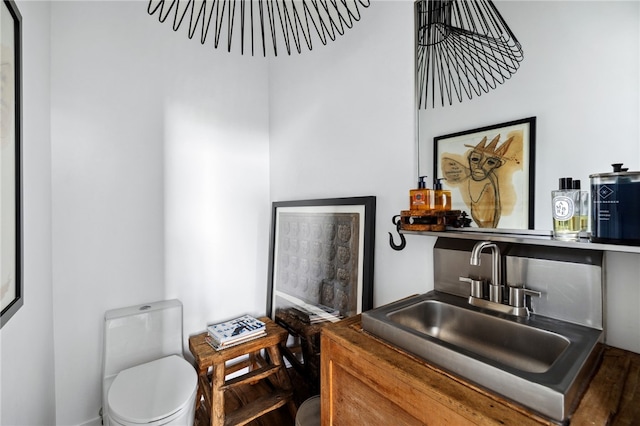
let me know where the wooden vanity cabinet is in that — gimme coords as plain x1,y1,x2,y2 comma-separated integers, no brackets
320,315,553,426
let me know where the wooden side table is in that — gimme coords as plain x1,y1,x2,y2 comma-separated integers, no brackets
189,317,297,426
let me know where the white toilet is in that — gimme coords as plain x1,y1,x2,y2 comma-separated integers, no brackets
101,299,198,426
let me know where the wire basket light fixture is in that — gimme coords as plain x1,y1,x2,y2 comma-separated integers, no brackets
147,0,371,56
416,0,524,108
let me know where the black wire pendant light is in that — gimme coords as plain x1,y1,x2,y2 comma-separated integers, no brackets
147,0,371,56
416,0,524,108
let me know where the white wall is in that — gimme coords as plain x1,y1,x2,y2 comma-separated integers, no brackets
416,1,640,353
1,1,639,426
268,0,437,309
418,1,640,231
50,2,269,425
0,1,56,426
270,0,640,357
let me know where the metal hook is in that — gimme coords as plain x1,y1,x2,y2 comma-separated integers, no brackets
389,215,406,251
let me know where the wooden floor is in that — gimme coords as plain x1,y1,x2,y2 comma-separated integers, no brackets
195,366,315,426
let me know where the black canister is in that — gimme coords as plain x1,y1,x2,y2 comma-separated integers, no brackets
590,163,640,245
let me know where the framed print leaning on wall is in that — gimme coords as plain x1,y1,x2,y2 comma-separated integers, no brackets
434,117,536,230
267,197,375,323
1,0,22,329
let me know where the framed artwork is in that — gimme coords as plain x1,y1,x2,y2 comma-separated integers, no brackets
267,197,375,322
434,117,536,230
0,0,22,329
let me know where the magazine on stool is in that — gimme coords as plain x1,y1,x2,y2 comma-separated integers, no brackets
206,314,266,350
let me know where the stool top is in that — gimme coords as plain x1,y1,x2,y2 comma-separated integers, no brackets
189,317,288,365
275,309,331,338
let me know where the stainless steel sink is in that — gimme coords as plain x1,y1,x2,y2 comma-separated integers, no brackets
361,291,603,423
387,297,570,374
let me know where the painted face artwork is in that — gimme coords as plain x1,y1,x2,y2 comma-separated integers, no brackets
442,134,520,228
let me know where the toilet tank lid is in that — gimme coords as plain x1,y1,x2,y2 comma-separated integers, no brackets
105,299,182,321
108,355,197,424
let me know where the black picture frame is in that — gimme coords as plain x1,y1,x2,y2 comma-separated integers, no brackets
434,117,536,230
267,196,375,321
1,0,23,329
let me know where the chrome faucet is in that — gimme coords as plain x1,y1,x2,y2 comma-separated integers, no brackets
463,240,543,317
470,241,502,303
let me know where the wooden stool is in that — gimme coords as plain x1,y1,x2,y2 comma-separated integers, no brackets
189,317,297,426
275,309,329,397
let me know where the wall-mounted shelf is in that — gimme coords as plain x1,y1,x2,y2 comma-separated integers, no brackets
401,228,640,254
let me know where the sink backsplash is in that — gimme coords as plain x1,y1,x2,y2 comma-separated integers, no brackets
434,238,603,329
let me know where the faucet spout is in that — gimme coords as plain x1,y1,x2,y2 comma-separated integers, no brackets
470,241,502,302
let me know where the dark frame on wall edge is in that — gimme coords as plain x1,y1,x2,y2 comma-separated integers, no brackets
433,117,536,230
1,0,23,329
266,196,376,319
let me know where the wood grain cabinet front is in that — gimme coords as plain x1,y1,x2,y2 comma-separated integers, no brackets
321,316,563,426
320,316,640,426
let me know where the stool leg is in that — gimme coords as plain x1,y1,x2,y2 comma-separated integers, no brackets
249,351,260,371
266,344,298,420
211,362,226,426
194,378,203,413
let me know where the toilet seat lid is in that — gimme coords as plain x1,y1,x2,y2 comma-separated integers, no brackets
108,355,197,424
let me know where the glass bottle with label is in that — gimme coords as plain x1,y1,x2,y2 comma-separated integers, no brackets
572,179,589,232
552,177,580,241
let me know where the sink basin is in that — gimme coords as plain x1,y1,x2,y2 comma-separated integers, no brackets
361,291,603,422
387,297,570,374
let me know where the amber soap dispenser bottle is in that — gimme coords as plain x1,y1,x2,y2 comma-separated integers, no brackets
434,178,452,211
410,176,432,211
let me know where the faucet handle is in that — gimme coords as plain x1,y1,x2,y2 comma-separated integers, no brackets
508,285,542,308
459,276,484,299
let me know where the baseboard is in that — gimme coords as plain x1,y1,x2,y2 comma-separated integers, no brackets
78,416,101,426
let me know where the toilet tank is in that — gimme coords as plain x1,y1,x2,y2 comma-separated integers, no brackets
102,299,184,380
